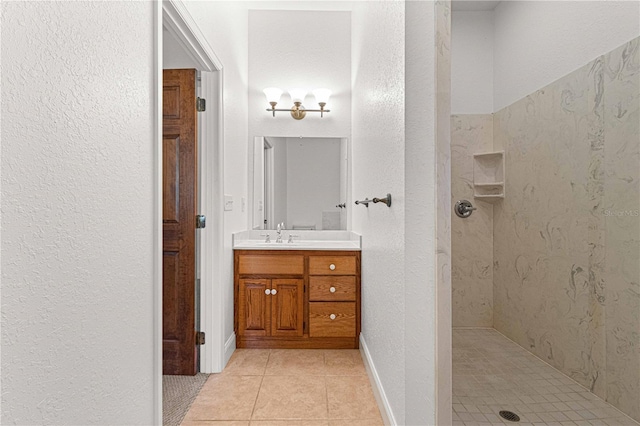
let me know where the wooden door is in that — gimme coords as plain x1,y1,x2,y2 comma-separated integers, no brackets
163,69,198,375
271,279,304,337
238,279,271,337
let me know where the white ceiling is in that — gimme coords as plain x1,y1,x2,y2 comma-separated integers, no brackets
452,0,501,11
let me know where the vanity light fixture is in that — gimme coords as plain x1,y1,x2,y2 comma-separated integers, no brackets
263,87,331,120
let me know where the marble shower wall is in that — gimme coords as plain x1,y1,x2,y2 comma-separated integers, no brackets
492,37,639,421
451,115,494,327
602,38,640,420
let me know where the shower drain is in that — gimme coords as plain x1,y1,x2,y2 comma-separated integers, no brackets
499,410,521,422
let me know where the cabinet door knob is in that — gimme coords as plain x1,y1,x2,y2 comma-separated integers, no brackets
330,314,336,320
271,289,277,295
329,264,336,270
265,289,271,295
330,287,336,293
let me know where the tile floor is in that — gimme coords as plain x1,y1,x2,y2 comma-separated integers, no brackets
453,329,639,426
181,349,384,426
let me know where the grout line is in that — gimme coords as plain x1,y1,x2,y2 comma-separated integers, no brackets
248,349,270,421
323,349,330,420
249,374,265,421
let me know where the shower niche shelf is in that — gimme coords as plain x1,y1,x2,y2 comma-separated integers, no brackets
473,151,504,201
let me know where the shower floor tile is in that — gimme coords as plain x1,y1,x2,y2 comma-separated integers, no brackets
452,329,639,426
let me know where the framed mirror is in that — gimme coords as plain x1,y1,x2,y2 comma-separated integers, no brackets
252,136,349,230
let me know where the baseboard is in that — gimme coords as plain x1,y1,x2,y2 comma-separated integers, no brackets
359,334,397,426
452,326,494,329
223,332,236,369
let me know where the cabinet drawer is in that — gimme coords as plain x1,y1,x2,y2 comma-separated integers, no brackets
309,255,356,276
309,276,356,301
309,302,356,337
238,254,304,275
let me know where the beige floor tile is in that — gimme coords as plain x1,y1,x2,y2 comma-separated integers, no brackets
326,376,381,419
265,349,326,376
224,349,271,376
329,418,384,426
183,375,262,421
250,421,329,426
252,375,328,420
324,350,366,376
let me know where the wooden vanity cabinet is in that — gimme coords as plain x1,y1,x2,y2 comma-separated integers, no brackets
234,250,361,349
238,278,304,338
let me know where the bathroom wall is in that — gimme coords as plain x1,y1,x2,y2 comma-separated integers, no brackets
450,115,494,327
602,38,639,421
493,1,640,110
450,9,495,328
246,8,351,235
451,11,493,114
2,2,156,423
351,2,406,422
351,2,452,423
493,38,640,421
248,10,351,139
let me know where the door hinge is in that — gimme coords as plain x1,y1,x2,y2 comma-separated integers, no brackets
196,97,206,112
196,331,206,345
196,215,206,229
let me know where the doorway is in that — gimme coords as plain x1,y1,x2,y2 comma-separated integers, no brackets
157,0,226,422
156,0,224,379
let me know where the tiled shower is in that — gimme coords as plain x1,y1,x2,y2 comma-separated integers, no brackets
452,37,639,423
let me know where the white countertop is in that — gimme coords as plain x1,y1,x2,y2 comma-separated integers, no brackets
233,230,361,251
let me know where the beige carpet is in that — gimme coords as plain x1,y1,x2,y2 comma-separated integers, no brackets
163,373,209,426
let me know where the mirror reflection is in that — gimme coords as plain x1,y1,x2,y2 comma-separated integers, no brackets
253,136,348,230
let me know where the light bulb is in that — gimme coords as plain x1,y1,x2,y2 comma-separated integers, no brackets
288,88,307,104
313,88,331,105
263,87,283,104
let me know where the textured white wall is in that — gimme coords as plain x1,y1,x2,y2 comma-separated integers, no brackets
182,1,250,355
351,1,406,423
248,10,351,140
451,11,493,114
405,2,452,424
493,0,640,110
1,2,155,424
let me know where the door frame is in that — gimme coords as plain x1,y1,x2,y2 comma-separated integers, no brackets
155,0,224,422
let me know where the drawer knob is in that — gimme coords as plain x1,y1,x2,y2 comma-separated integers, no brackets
330,287,336,293
265,289,271,295
271,289,277,295
329,264,336,270
330,314,336,320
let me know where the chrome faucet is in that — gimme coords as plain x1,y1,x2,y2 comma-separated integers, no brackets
276,222,284,243
260,233,271,243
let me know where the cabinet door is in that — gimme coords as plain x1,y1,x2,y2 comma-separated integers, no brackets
238,279,271,337
270,279,304,337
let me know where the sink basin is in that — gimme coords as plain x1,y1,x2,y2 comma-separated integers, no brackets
233,239,360,251
251,242,299,247
232,231,361,251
